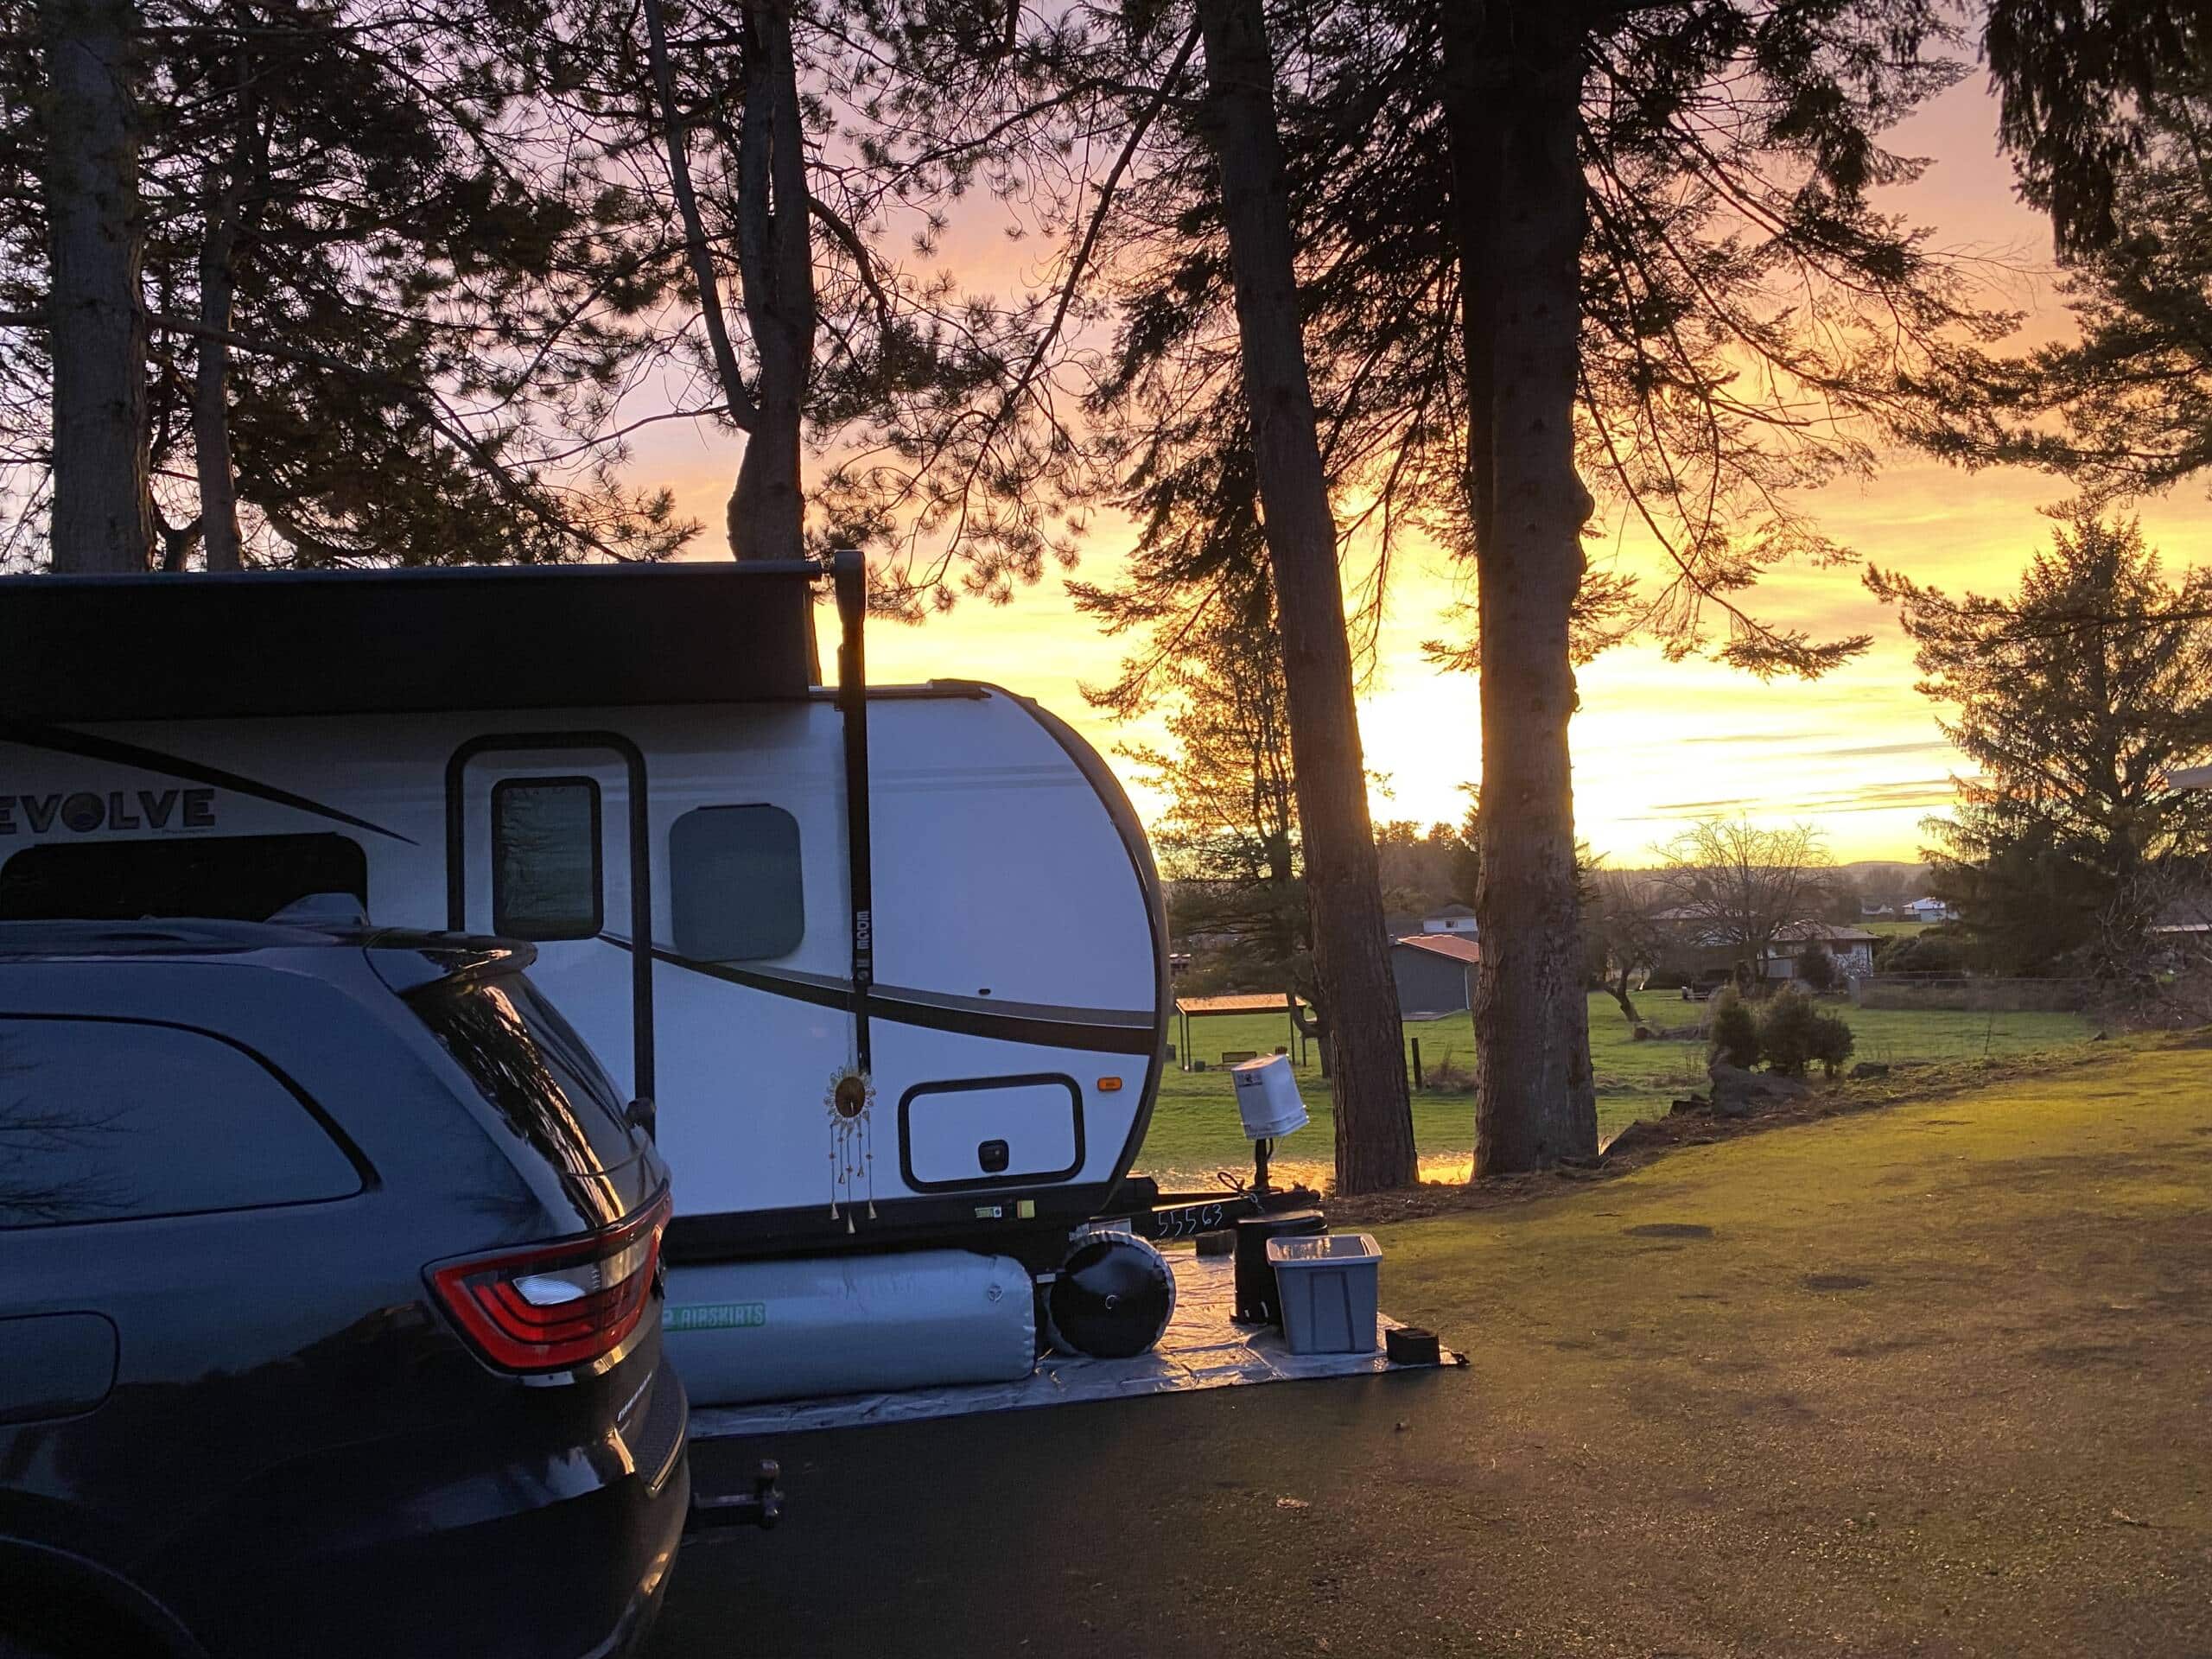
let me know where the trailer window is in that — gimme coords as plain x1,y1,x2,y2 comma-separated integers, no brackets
492,778,601,941
0,833,366,922
670,804,804,961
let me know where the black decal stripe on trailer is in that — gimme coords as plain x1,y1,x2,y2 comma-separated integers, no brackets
0,721,416,844
603,933,1158,1056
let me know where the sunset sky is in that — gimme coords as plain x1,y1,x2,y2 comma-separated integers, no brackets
635,71,2212,866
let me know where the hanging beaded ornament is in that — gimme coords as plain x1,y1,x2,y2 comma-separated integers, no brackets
824,1065,877,1232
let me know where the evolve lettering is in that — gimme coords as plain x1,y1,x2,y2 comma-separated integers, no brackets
0,788,215,836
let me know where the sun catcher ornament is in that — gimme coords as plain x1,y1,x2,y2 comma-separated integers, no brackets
825,1065,877,1231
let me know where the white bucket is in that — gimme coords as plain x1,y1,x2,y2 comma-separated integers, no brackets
1231,1052,1310,1140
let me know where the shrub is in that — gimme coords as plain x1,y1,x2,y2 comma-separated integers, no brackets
1875,930,1971,976
1707,987,1760,1070
1808,1012,1855,1078
1756,985,1824,1077
1796,942,1839,993
1421,1047,1476,1092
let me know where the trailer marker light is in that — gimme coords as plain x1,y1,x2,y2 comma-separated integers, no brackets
1096,1077,1123,1092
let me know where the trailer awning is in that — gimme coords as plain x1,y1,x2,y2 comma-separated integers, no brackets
0,561,819,721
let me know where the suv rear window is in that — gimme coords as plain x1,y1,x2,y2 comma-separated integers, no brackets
409,975,639,1189
0,1017,361,1229
0,832,367,923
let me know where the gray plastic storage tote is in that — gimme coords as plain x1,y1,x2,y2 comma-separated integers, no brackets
1265,1232,1382,1355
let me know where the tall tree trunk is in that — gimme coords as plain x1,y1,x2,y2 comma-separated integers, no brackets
643,0,819,671
41,0,150,572
1445,1,1598,1173
1443,8,1502,569
193,232,240,569
1605,970,1640,1029
194,118,255,572
1197,0,1414,1194
728,0,814,568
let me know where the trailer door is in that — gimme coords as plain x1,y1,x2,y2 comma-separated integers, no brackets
448,734,653,1100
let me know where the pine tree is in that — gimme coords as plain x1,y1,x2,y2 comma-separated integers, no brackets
1870,518,2212,975
2,0,692,569
1123,595,1309,1001
1911,20,2211,509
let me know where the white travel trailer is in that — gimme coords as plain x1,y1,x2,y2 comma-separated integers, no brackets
0,557,1192,1396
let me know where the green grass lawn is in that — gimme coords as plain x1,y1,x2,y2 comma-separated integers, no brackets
1857,918,1930,938
1133,988,2095,1187
671,1038,2212,1657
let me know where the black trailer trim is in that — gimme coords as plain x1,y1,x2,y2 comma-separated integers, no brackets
601,933,1157,1055
0,720,415,844
896,1073,1086,1192
665,1181,1122,1268
447,733,655,1098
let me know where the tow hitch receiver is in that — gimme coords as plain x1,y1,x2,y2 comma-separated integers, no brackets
688,1459,784,1533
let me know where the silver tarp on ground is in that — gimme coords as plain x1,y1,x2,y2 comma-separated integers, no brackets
685,1251,1450,1441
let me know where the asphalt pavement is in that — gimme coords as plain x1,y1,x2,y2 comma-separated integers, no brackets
656,1370,1461,1659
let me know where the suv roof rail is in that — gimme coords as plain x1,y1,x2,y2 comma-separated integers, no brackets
0,918,535,979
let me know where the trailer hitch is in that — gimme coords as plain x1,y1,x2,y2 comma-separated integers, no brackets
688,1459,784,1533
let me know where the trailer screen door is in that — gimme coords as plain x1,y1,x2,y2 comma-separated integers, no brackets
449,735,652,1098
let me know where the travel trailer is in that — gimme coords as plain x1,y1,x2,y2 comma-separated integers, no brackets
0,557,1185,1396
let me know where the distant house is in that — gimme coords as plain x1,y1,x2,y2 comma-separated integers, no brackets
1659,916,1877,988
1859,899,1897,919
1420,903,1478,936
1389,932,1480,1018
1768,923,1878,980
1903,897,1955,923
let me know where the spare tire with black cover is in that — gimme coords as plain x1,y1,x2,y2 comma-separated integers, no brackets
1045,1233,1177,1358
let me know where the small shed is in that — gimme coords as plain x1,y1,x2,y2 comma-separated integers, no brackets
1420,903,1478,936
1389,932,1480,1018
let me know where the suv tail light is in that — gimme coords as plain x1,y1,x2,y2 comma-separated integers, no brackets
429,1191,671,1374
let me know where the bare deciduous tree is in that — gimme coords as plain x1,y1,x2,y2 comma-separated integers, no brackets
1651,820,1834,989
1582,868,1669,1029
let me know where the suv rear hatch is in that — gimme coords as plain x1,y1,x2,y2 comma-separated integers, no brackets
388,948,669,1375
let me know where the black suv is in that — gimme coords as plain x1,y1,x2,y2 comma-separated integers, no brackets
0,920,689,1659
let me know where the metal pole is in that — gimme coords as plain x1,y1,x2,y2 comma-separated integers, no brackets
832,550,874,1077
1410,1037,1422,1090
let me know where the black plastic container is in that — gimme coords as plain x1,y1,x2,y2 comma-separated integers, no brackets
1233,1209,1326,1324
1385,1325,1443,1367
